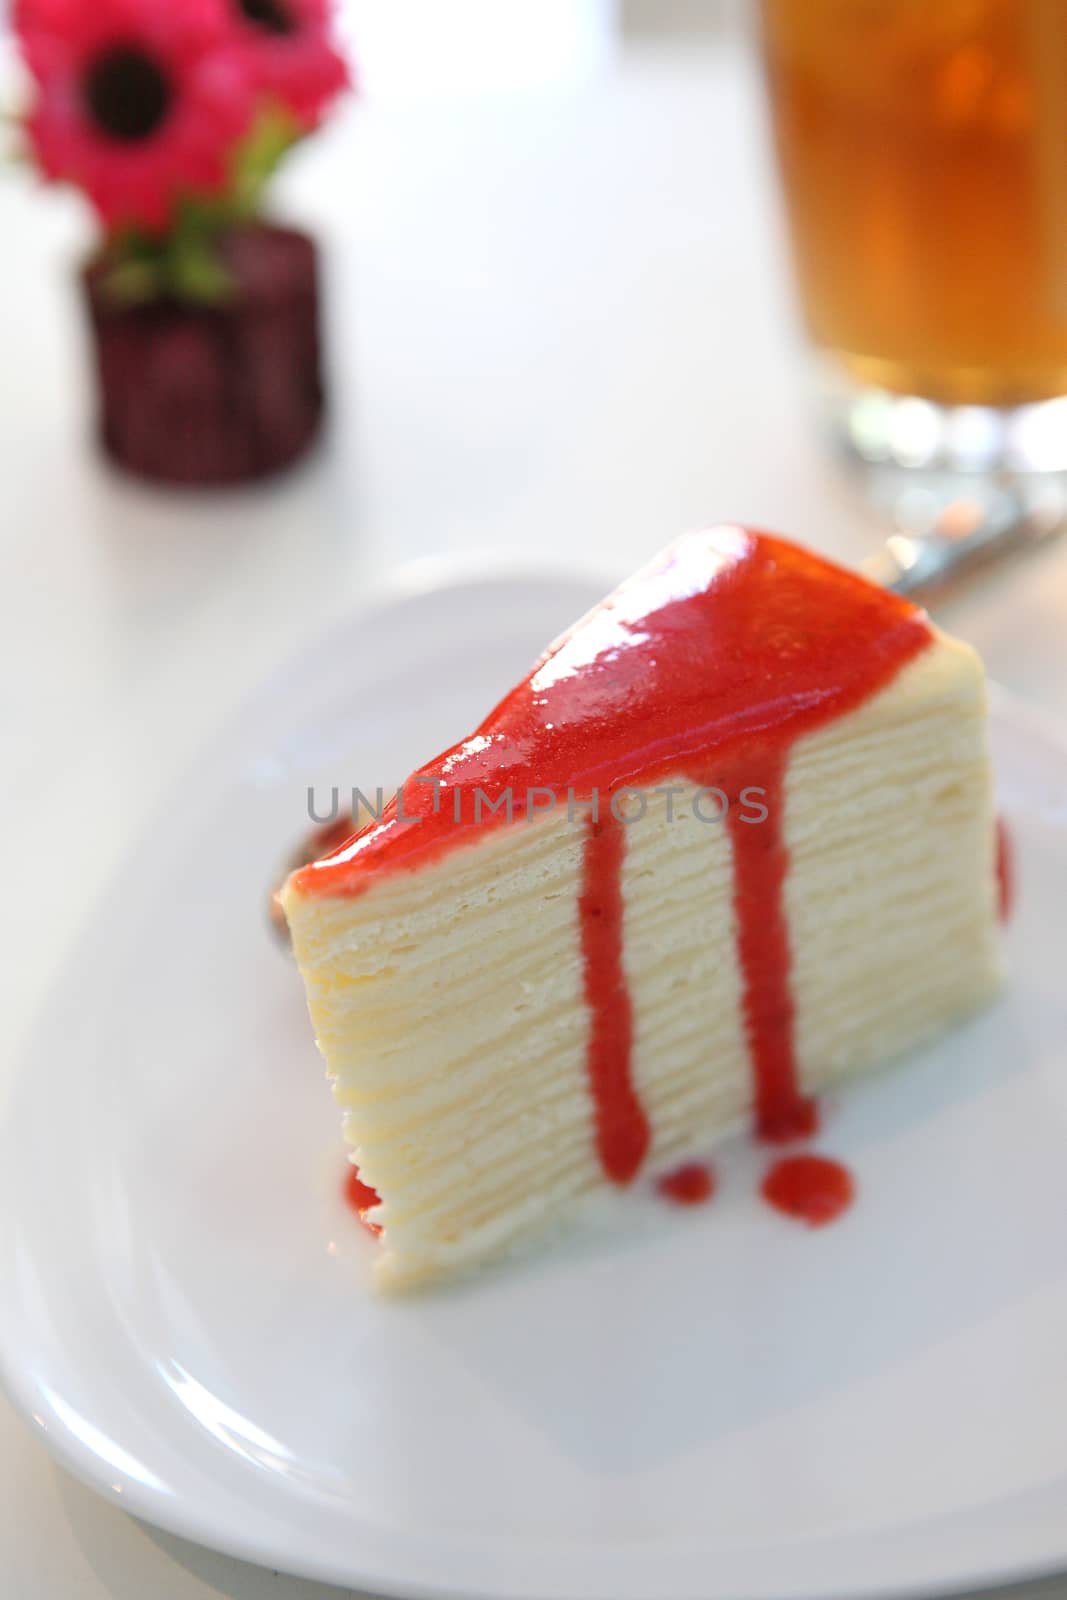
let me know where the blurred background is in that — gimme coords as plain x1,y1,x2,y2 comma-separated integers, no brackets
6,4,1067,1594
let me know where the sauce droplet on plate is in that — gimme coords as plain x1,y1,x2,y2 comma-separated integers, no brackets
657,1162,717,1205
761,1153,854,1227
344,1165,382,1236
996,816,1014,924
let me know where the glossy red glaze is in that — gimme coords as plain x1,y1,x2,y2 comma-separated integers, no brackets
657,1162,717,1205
761,1153,855,1226
344,1165,382,1236
298,529,932,1184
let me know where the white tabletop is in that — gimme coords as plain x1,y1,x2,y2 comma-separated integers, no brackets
4,4,1067,1596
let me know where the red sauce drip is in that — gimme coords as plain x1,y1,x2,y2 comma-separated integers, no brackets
578,815,650,1181
657,1162,716,1205
995,815,1014,924
344,1165,382,1236
761,1154,854,1226
724,747,818,1143
297,530,932,1185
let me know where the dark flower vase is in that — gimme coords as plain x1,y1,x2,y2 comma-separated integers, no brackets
83,223,325,487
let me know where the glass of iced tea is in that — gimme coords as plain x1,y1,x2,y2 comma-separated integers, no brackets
760,0,1067,471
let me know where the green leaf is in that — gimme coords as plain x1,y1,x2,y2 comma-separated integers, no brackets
167,234,235,305
96,218,235,307
229,103,302,219
99,255,167,305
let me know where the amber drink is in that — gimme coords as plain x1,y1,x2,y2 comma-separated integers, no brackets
761,0,1067,468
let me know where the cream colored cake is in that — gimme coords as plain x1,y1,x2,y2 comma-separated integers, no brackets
283,527,1000,1289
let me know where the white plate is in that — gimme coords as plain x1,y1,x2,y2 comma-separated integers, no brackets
3,568,1067,1600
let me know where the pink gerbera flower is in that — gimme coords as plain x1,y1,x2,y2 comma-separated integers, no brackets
227,0,350,130
16,0,257,232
